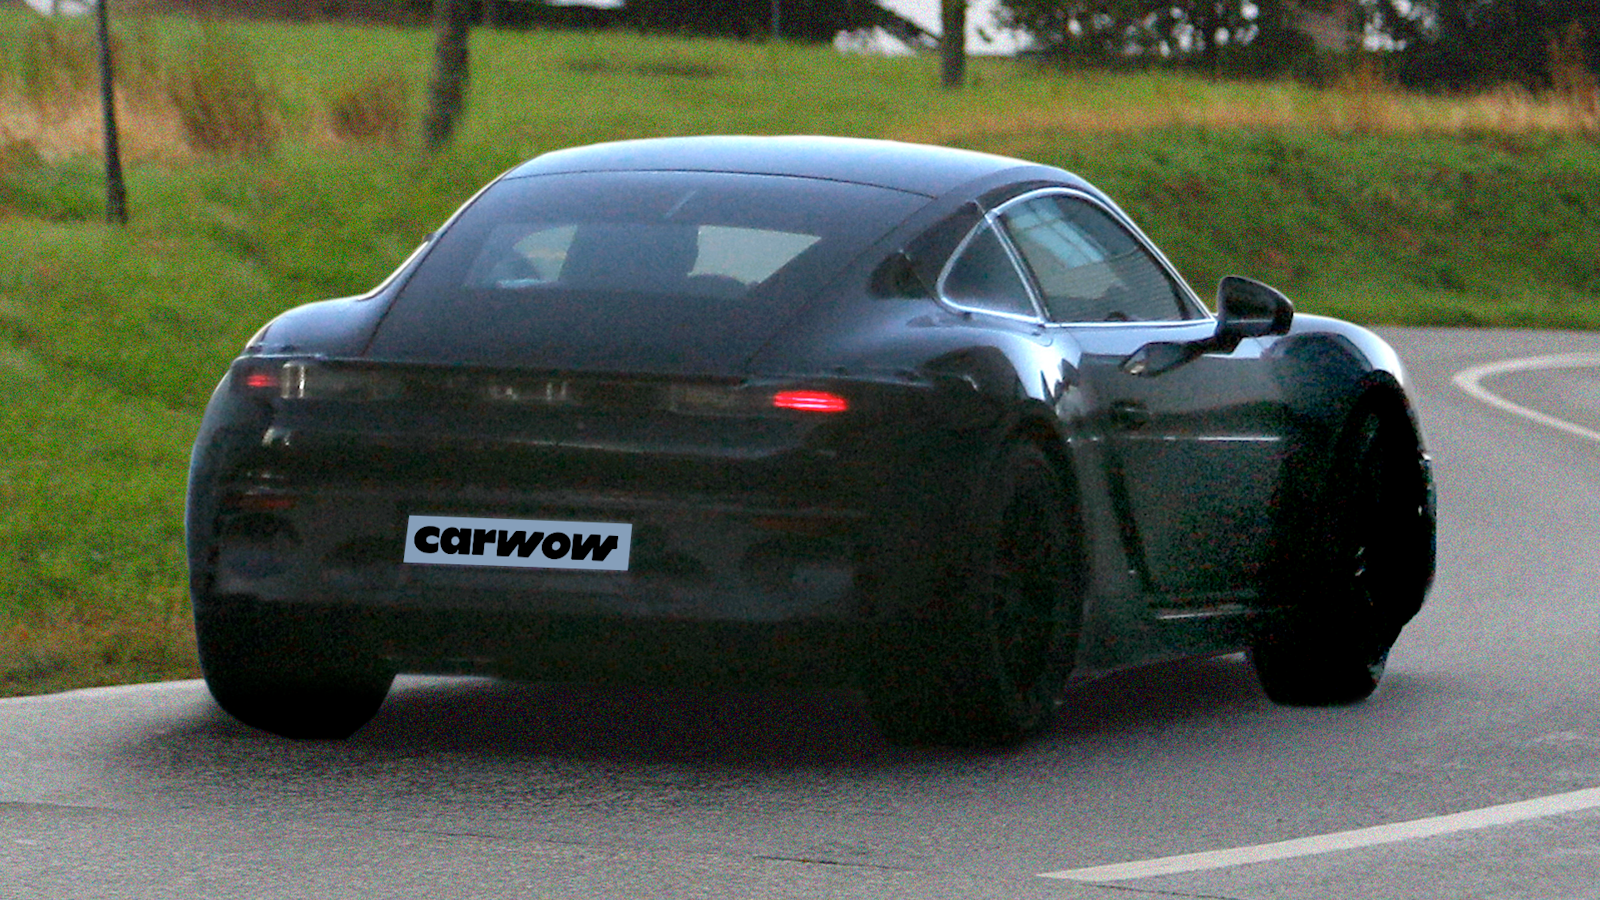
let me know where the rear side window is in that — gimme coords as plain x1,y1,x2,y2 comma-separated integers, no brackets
939,222,1037,319
999,195,1198,323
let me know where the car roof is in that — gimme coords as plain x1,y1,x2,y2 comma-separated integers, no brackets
503,135,1086,198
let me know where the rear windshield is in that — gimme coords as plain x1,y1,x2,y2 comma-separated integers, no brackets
366,170,926,370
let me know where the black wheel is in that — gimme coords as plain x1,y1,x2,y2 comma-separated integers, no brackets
1253,403,1432,706
197,601,394,740
867,441,1084,746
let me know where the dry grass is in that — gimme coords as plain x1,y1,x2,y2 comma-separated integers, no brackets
1433,85,1599,134
3,15,1596,165
1548,21,1600,125
901,79,1599,148
9,17,98,104
0,616,197,698
898,54,1600,147
325,72,410,147
165,30,278,155
0,92,188,163
0,20,413,162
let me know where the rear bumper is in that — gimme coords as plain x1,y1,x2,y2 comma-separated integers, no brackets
197,598,863,686
207,484,872,623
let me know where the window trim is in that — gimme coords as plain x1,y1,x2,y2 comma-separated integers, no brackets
987,187,1212,327
933,214,1048,324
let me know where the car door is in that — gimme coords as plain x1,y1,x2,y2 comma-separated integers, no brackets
993,190,1289,604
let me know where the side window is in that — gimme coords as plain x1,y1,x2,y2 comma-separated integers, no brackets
1000,195,1196,323
939,222,1037,319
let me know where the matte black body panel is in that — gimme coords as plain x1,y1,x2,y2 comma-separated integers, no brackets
506,135,1066,197
187,137,1435,688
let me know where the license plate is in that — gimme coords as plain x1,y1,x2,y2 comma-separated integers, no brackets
404,515,632,571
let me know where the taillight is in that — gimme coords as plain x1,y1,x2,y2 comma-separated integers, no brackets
231,359,401,401
232,360,281,397
242,371,278,391
221,491,296,512
231,361,851,415
771,390,849,413
665,384,851,416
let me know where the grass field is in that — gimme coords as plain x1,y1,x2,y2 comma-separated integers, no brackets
1,8,1597,697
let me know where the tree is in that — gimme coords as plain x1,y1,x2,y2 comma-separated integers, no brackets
1386,0,1600,90
942,0,968,88
422,0,471,150
1000,0,1308,76
96,0,127,224
619,0,927,42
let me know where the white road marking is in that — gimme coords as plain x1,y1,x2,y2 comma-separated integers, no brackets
1452,353,1600,445
1041,786,1600,882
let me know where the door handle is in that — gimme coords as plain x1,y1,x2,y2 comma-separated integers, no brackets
1110,401,1150,429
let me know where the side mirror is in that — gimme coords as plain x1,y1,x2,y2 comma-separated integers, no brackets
1216,275,1294,343
1122,277,1294,377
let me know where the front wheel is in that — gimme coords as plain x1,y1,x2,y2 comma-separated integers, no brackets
866,441,1084,746
197,601,394,740
1253,403,1432,705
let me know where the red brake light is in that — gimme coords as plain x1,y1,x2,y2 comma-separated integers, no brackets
224,492,296,512
243,371,278,391
771,390,849,413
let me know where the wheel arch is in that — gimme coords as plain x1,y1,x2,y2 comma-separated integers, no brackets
1007,408,1087,543
1347,373,1438,608
1269,369,1436,621
1011,412,1076,490
1250,369,1436,705
1350,370,1427,449
1007,409,1091,654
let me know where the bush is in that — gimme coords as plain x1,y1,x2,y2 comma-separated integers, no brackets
1549,21,1599,131
166,30,278,155
8,19,97,105
326,73,410,146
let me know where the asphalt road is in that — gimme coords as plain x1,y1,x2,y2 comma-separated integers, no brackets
5,327,1599,900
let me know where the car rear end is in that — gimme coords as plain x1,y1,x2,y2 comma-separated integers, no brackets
206,361,989,682
188,167,988,687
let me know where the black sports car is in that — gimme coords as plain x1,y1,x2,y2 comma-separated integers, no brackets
186,136,1436,745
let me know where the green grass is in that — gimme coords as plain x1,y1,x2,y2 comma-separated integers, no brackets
0,8,1597,697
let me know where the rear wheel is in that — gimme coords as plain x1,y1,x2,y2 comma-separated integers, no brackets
867,441,1083,746
197,601,394,740
1253,404,1431,705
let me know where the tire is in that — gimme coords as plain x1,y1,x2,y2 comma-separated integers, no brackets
866,441,1083,746
1253,404,1431,706
197,601,394,740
